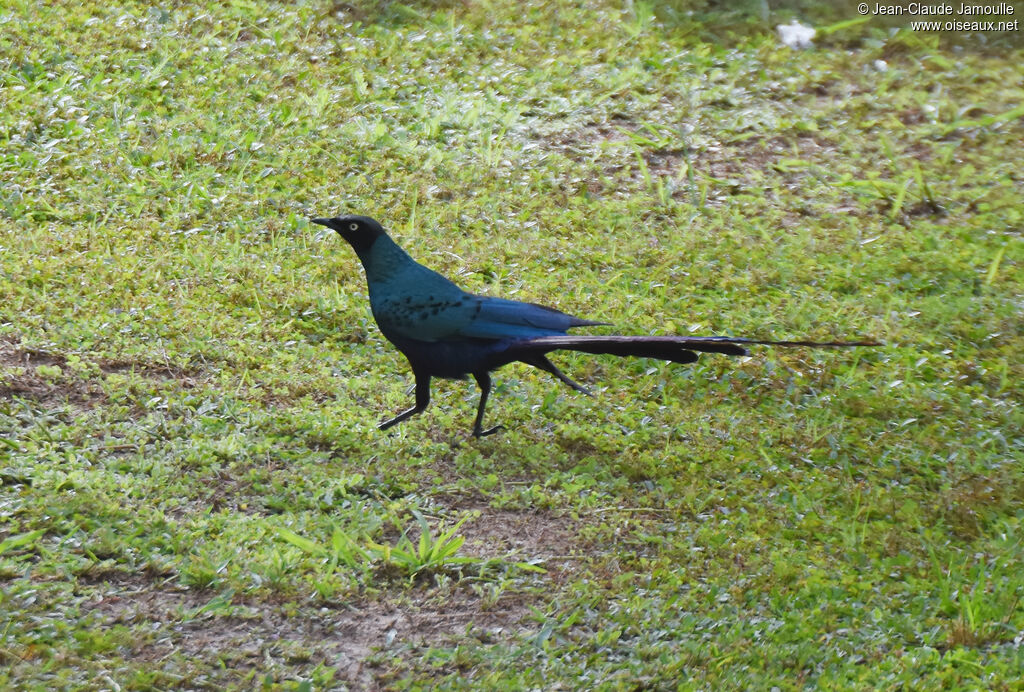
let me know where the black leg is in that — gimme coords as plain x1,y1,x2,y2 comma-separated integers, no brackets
471,371,504,437
379,370,431,431
522,354,593,396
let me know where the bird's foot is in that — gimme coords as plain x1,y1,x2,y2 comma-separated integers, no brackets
473,424,505,438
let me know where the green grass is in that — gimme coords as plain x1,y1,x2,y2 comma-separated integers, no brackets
1,0,1022,688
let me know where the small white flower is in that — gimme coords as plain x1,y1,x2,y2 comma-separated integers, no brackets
777,21,816,49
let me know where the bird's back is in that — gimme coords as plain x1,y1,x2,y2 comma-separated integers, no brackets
360,234,598,345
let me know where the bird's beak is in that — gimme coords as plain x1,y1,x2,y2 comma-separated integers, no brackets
310,217,333,228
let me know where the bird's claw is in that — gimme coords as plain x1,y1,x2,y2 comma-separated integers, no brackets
473,424,505,438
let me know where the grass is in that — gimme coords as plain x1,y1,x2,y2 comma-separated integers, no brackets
1,0,1022,688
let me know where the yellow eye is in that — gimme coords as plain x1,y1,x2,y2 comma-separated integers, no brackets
349,223,359,231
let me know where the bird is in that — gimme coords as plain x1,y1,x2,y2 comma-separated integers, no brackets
311,214,878,437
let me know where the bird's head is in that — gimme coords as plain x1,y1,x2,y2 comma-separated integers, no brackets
311,214,386,254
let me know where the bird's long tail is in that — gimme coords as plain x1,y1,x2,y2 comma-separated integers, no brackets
517,334,880,365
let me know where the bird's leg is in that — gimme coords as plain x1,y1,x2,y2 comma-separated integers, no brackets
471,371,504,437
522,354,593,396
379,370,431,431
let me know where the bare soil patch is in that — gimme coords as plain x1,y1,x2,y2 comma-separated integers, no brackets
82,571,536,689
0,339,104,409
458,504,581,565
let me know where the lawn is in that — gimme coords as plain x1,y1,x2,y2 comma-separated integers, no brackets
1,0,1022,689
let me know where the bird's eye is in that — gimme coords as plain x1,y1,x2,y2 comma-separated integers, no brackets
349,223,359,231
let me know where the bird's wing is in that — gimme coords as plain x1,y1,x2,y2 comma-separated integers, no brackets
374,293,600,343
372,291,478,342
455,296,602,340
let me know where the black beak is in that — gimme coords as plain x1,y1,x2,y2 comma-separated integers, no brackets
310,217,334,228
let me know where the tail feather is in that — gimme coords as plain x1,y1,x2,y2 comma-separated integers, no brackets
517,334,880,364
516,335,720,364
